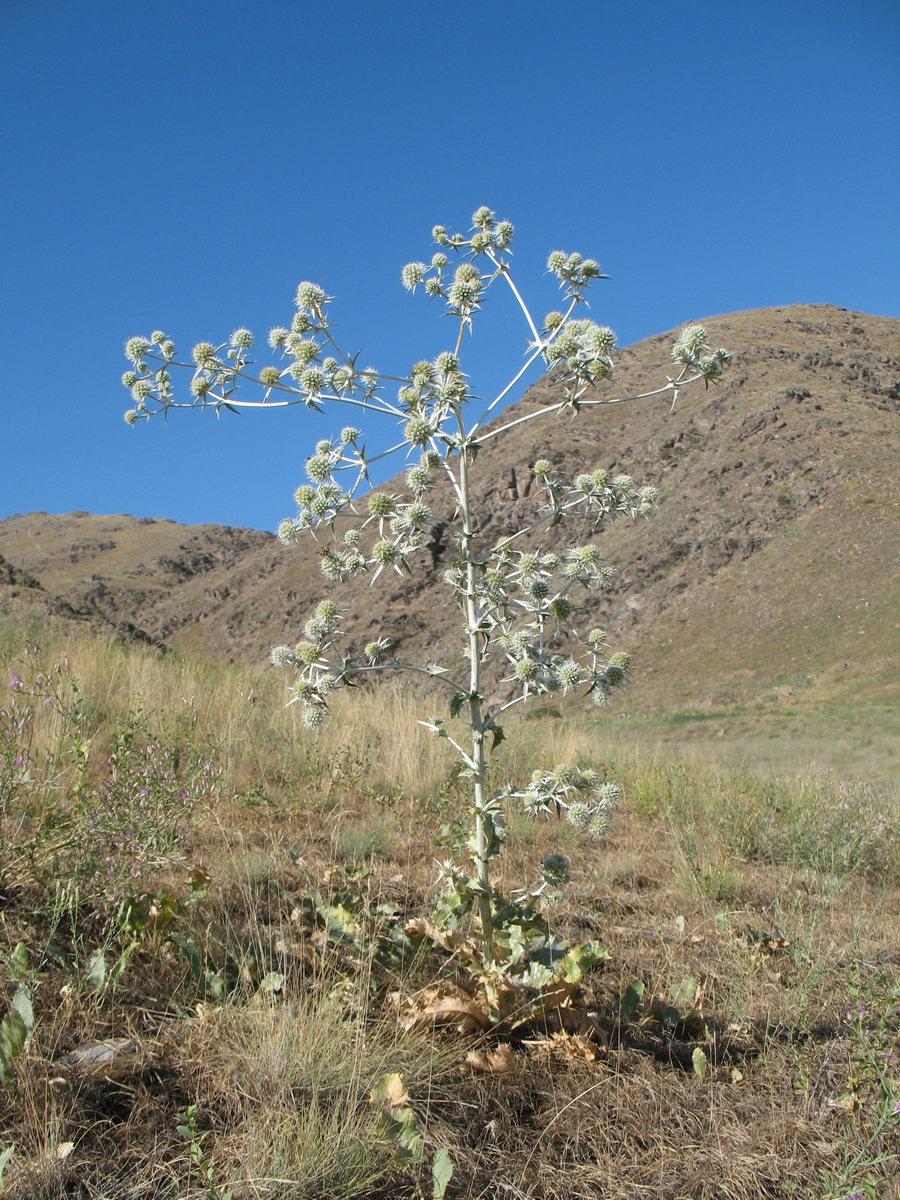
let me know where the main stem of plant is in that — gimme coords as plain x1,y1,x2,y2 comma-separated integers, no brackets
457,438,494,961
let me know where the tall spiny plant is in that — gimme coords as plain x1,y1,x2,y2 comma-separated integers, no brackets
122,208,728,967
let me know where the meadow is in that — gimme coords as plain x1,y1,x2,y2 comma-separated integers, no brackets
0,622,897,1199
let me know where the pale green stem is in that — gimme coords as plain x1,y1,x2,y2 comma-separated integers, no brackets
456,427,494,959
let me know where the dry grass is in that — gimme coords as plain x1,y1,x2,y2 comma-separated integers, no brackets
1,626,898,1198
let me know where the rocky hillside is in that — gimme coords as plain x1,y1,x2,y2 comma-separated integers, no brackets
2,303,898,708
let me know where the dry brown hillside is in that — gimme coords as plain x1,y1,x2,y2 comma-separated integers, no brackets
2,302,898,708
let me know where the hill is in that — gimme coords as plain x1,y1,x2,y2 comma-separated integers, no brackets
2,302,898,714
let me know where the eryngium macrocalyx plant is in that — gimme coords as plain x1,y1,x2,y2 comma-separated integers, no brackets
123,208,729,964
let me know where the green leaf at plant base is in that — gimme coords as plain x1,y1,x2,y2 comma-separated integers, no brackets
432,1146,455,1199
371,1073,424,1166
692,1046,708,1077
559,940,608,983
617,979,645,1023
0,1011,27,1087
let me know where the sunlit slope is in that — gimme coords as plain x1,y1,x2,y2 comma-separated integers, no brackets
2,303,898,705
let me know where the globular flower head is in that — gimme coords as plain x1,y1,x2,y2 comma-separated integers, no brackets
304,615,329,642
472,205,494,228
495,220,514,248
454,262,480,284
572,543,602,565
150,330,166,345
367,492,393,518
190,376,212,398
372,539,400,566
541,853,571,886
294,484,315,506
449,278,480,310
401,262,427,291
425,278,443,298
123,409,139,426
604,663,627,687
406,465,432,493
405,501,431,528
404,416,432,446
529,578,549,600
122,370,138,388
306,454,331,483
316,599,339,625
291,680,317,703
269,644,294,667
300,366,325,395
364,638,390,664
301,704,327,730
231,328,253,349
293,640,320,665
343,528,361,546
547,250,567,273
597,781,623,807
548,597,573,623
587,810,611,838
566,801,592,826
553,763,578,787
268,326,289,349
340,426,360,444
432,224,449,245
677,324,708,355
434,351,459,375
421,449,442,468
131,379,152,400
291,339,319,366
277,517,299,544
431,252,448,269
295,281,327,314
588,628,607,649
410,360,433,387
514,658,539,683
292,312,313,335
544,311,564,332
533,459,551,476
125,336,150,364
259,366,282,387
193,342,217,367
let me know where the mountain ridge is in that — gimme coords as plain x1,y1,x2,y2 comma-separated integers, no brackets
2,302,898,708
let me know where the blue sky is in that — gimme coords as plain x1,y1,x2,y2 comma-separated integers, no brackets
2,0,898,533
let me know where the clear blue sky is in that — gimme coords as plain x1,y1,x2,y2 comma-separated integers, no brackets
2,0,898,532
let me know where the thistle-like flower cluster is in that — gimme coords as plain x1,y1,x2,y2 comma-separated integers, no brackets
269,599,345,729
671,324,731,388
515,764,622,838
401,207,516,324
